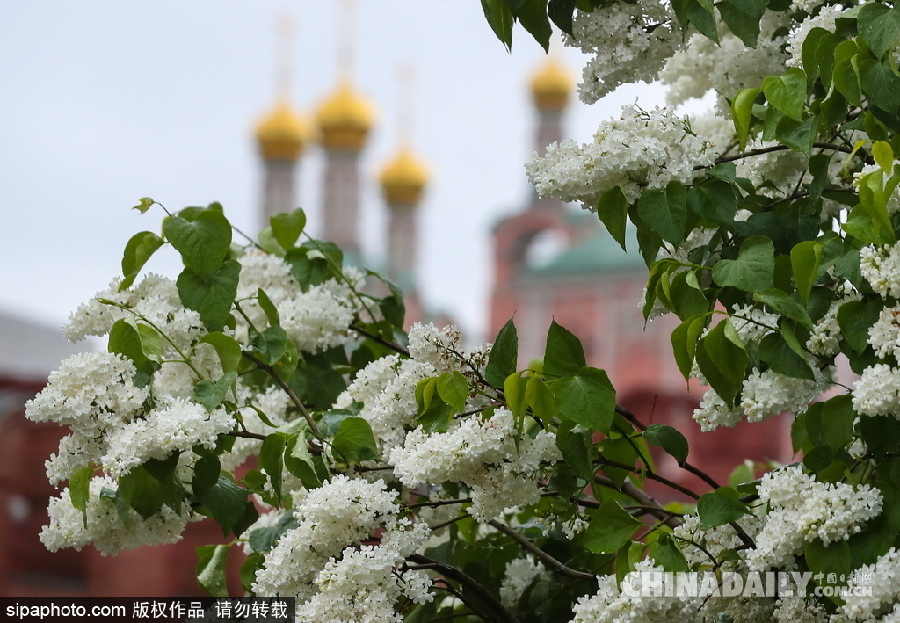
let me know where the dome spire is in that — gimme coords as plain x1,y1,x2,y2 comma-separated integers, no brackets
530,44,574,112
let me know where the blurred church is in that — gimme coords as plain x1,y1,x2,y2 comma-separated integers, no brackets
0,34,796,597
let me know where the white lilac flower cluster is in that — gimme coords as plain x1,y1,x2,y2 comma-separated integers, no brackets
500,557,547,610
773,595,829,623
672,514,762,572
526,105,716,208
852,364,900,418
570,559,702,623
236,251,366,353
564,2,682,104
335,323,493,457
746,465,883,571
389,408,560,522
26,352,232,485
869,306,900,359
731,304,781,344
40,475,190,556
861,244,900,299
62,274,204,350
252,476,432,619
692,367,822,432
808,287,862,357
836,547,900,622
661,13,790,116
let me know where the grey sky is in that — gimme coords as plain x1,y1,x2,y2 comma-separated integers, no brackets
0,1,666,342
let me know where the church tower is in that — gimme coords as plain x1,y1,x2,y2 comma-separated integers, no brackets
255,101,309,229
316,80,374,257
255,17,309,230
528,54,573,211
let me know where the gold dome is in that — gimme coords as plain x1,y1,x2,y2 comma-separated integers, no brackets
380,146,428,206
255,101,310,161
316,80,375,151
530,57,573,111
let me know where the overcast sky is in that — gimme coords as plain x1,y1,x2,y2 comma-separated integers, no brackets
0,1,668,342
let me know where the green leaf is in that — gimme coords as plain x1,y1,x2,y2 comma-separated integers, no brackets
525,375,557,420
241,552,266,595
133,197,157,213
163,209,232,275
108,318,163,375
791,240,823,305
860,58,900,112
552,367,616,432
192,372,237,412
805,539,853,581
548,0,576,34
191,451,221,498
437,371,469,412
671,0,718,42
758,331,815,380
597,185,629,251
196,544,230,598
858,2,900,58
837,299,883,353
504,373,528,421
256,288,280,327
821,394,856,452
555,419,594,480
251,326,288,366
668,270,710,320
637,182,687,246
711,235,774,293
482,0,515,49
248,512,298,554
761,68,807,121
259,433,286,499
417,378,456,433
695,318,748,406
753,289,813,329
775,114,819,156
485,319,518,388
650,533,690,572
832,57,861,107
200,332,243,375
176,259,241,332
732,88,760,149
579,500,641,554
331,417,380,465
270,208,307,250
873,140,894,173
69,467,93,528
697,488,747,528
717,0,767,47
195,475,250,536
120,231,164,290
671,315,706,380
544,320,586,378
516,0,552,51
643,424,689,466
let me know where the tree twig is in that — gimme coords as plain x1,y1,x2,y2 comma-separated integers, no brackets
407,554,520,623
488,520,597,582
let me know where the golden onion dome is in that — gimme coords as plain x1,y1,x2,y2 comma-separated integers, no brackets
316,80,375,151
255,101,310,161
530,57,573,111
380,146,428,206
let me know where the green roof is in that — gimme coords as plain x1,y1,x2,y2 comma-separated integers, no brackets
524,226,646,277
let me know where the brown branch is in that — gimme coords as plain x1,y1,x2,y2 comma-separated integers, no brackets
594,474,683,529
241,351,321,438
488,520,597,581
407,554,520,623
350,322,410,357
615,404,723,491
